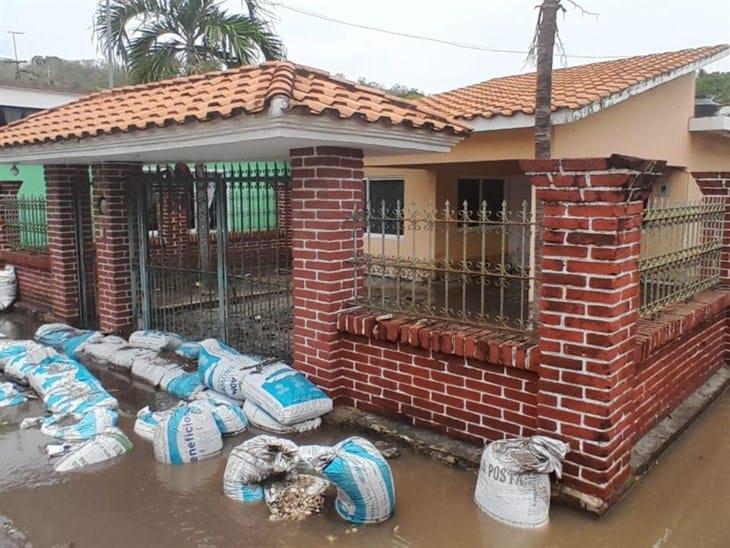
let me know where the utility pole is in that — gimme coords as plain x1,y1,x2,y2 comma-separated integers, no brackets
8,31,24,79
533,0,560,159
106,0,114,88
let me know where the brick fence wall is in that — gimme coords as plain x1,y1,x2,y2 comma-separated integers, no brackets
0,250,53,311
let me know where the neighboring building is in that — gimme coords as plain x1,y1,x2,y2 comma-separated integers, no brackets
364,45,730,263
0,82,82,195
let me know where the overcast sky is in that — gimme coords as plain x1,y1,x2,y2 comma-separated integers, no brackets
0,0,728,93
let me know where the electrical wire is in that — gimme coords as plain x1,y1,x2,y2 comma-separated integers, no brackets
262,1,628,60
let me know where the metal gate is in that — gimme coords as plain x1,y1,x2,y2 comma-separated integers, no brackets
128,162,292,360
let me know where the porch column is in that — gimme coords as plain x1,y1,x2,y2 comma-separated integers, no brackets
289,146,364,395
0,181,22,251
45,165,93,324
692,172,730,286
521,156,663,507
92,162,143,334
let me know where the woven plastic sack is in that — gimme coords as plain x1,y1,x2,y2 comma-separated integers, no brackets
190,398,248,436
131,355,183,387
44,380,118,415
79,335,127,362
129,330,186,352
133,405,179,442
474,436,569,528
0,340,37,370
62,331,104,359
0,382,26,407
175,341,202,361
320,437,396,524
54,427,133,472
0,265,17,311
41,408,118,442
197,339,260,400
153,404,223,464
240,362,332,425
161,371,205,401
243,400,321,434
27,356,80,397
35,323,87,351
223,435,299,503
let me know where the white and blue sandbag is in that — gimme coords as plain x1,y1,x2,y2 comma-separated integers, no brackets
240,362,332,425
197,339,261,400
152,404,223,464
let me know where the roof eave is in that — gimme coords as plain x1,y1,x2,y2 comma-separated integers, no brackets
467,47,730,133
0,110,465,164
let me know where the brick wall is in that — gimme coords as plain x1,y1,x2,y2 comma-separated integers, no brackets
634,291,729,439
337,310,539,446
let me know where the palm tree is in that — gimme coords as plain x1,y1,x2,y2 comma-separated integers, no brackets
95,0,285,84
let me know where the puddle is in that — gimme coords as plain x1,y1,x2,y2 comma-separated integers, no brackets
1,314,729,547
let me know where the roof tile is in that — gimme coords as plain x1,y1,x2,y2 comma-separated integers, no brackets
420,45,729,120
0,61,469,149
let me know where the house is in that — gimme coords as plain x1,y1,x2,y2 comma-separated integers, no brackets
0,53,729,513
362,45,730,279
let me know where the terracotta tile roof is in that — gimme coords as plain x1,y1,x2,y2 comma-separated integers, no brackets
0,61,469,148
419,45,730,120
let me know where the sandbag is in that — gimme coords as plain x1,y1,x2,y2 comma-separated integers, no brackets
160,371,205,401
320,437,395,524
134,405,175,442
62,331,104,359
110,346,155,370
194,389,241,408
197,339,261,400
0,265,17,311
35,323,88,351
190,398,248,436
44,380,118,415
0,382,26,407
240,362,332,425
80,335,128,362
243,400,321,434
175,341,202,361
0,340,37,370
40,408,118,442
474,436,569,528
152,404,223,464
27,356,80,396
131,354,183,387
54,427,133,472
4,346,56,384
223,435,299,503
129,330,185,352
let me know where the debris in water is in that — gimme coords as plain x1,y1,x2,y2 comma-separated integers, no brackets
264,474,329,522
374,440,401,459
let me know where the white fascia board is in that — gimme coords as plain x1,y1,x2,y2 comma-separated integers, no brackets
689,115,730,137
0,85,82,109
469,48,730,133
0,112,463,164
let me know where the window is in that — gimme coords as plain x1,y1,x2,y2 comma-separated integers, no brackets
367,179,404,235
457,179,505,224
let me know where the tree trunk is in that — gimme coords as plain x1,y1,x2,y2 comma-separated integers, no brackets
534,0,560,159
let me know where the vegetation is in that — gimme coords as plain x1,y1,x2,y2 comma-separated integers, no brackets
355,78,425,100
696,70,730,105
94,0,284,84
0,56,129,92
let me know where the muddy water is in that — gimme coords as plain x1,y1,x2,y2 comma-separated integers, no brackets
1,316,729,547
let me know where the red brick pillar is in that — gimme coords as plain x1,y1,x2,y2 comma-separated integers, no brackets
693,172,730,286
45,165,93,324
156,179,191,264
521,156,663,507
0,181,22,251
290,146,364,396
92,162,143,334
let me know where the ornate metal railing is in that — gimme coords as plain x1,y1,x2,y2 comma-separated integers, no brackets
352,199,537,332
639,197,725,317
3,195,48,252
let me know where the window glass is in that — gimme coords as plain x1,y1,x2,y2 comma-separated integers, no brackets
368,179,404,234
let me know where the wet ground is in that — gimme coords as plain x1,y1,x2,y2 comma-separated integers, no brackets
1,312,729,547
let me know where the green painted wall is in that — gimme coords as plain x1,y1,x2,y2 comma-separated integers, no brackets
0,164,46,197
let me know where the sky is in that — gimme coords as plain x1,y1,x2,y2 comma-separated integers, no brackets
0,0,728,94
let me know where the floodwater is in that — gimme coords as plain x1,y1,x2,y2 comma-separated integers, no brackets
1,314,729,547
